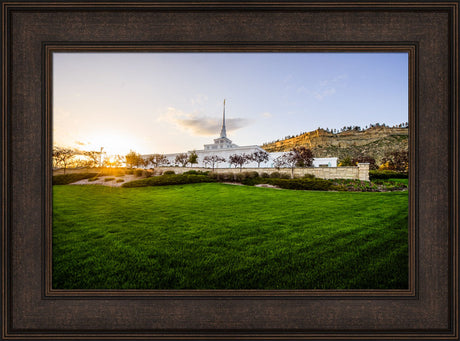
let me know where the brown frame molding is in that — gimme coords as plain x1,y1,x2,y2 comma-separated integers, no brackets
2,1,458,340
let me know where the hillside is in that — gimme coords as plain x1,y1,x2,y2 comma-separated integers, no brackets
261,126,408,164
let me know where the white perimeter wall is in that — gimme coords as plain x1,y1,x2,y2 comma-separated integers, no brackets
147,148,338,168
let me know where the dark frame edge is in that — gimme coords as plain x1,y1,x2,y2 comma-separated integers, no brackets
1,1,459,340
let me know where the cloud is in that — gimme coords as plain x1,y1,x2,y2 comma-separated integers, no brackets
314,88,336,100
159,107,251,136
297,74,347,101
319,74,347,87
191,94,209,106
261,112,272,119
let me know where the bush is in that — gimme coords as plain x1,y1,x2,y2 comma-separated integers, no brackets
216,172,234,181
163,170,175,175
116,179,124,183
88,177,99,182
332,178,407,192
104,177,115,182
122,174,216,188
234,173,245,182
126,169,134,175
143,170,153,178
183,170,210,176
369,170,408,180
269,178,334,191
279,173,291,179
240,177,334,191
208,172,218,180
303,173,316,179
52,173,98,185
134,169,144,177
269,172,280,178
242,171,259,179
261,172,270,178
97,168,125,177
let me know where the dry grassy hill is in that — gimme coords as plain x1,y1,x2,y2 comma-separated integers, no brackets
261,126,408,164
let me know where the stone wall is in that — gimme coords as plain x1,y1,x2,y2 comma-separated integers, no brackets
155,163,369,181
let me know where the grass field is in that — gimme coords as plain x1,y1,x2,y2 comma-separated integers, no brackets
53,183,408,289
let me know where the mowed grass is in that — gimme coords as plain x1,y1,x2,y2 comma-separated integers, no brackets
53,183,408,289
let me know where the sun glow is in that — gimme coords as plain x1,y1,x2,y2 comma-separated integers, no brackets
83,131,142,156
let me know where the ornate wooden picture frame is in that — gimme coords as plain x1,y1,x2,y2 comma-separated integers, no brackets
1,1,458,339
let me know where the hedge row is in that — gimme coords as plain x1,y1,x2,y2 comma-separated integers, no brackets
241,177,334,191
369,170,408,180
208,171,292,182
52,173,98,185
121,174,216,188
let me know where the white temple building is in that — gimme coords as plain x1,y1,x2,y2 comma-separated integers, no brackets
146,100,337,169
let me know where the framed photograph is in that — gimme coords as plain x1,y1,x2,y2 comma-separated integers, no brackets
2,1,458,340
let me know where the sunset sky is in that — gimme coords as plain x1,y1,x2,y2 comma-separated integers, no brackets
53,52,408,156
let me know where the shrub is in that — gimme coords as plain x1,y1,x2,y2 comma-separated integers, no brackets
97,168,125,177
116,179,124,183
279,173,291,179
208,172,218,180
52,173,98,185
240,177,334,191
270,178,334,191
163,170,175,175
303,173,316,179
183,170,210,176
122,174,216,188
215,172,234,181
134,169,144,177
369,170,408,180
242,171,259,179
104,177,115,182
143,170,153,178
234,173,245,182
88,177,99,182
126,169,134,175
261,172,270,178
269,172,280,178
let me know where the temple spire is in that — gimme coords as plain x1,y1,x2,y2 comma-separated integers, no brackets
220,99,227,138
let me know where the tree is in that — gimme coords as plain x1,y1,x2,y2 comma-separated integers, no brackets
352,156,378,170
229,154,250,172
272,148,313,178
273,155,286,170
273,153,296,178
381,150,409,172
175,153,189,167
291,146,313,168
83,150,102,168
139,157,149,168
53,147,75,174
112,155,124,168
203,155,226,171
125,150,142,168
338,156,354,167
188,150,198,167
250,150,269,168
146,154,169,168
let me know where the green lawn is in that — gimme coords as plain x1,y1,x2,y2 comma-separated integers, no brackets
53,183,408,289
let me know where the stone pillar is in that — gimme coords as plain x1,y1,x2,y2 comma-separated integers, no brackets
357,163,370,181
